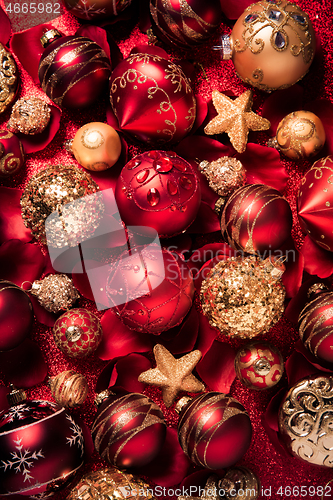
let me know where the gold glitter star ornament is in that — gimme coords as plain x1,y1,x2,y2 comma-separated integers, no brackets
204,90,270,153
138,344,205,407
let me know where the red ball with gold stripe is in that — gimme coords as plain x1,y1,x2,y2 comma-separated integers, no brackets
61,0,132,20
297,156,333,252
0,130,25,177
53,308,103,358
234,341,284,390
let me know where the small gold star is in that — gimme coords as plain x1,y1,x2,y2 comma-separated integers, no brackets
138,344,205,407
178,476,219,500
204,89,271,153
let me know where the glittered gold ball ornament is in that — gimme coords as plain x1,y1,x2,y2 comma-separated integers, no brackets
71,122,122,171
66,467,156,500
49,370,89,408
7,98,51,135
30,274,80,313
0,43,19,114
20,164,104,248
200,255,286,339
198,157,246,197
218,467,260,500
220,1,316,91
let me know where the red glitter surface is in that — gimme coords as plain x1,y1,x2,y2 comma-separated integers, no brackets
1,1,333,500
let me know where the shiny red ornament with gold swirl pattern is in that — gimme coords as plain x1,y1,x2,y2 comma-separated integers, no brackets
298,156,333,252
61,0,132,20
109,51,196,145
0,130,25,177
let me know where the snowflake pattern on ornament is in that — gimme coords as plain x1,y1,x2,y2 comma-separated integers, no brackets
70,0,107,19
4,404,30,423
66,415,84,457
0,436,44,482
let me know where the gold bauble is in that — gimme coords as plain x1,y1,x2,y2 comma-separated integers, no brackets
30,274,79,313
20,164,104,248
66,467,156,500
0,43,19,114
223,1,315,91
218,467,260,500
7,98,51,135
71,122,122,171
199,157,246,197
200,255,285,339
49,370,89,408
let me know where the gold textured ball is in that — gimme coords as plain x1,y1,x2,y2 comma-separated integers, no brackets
227,1,316,91
71,122,122,171
30,274,80,313
66,467,157,500
49,370,89,408
7,97,51,135
198,157,246,197
276,111,326,160
0,43,19,114
200,255,285,339
20,164,104,248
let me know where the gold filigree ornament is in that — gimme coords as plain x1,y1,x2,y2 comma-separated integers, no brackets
0,43,19,114
279,375,333,467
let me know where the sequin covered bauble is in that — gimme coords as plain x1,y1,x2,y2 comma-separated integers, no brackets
176,392,252,469
67,467,156,500
53,308,103,358
7,98,51,135
115,150,201,238
0,130,25,177
198,156,246,200
278,375,333,467
61,0,132,20
71,122,122,171
298,290,333,368
298,156,333,252
220,184,292,255
0,43,19,114
106,245,194,334
38,29,111,108
0,280,33,351
234,341,284,390
20,164,104,248
109,52,196,145
49,370,89,408
30,274,80,313
218,467,260,500
0,399,84,496
150,0,221,48
200,256,286,339
92,391,166,468
220,1,316,91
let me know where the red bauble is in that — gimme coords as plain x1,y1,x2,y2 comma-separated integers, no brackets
298,156,333,252
38,30,111,108
115,150,201,238
177,392,252,469
61,0,132,20
0,130,25,177
0,400,84,496
109,51,196,145
220,184,292,255
106,245,195,334
150,0,221,48
53,308,103,358
92,391,166,468
234,341,284,390
0,281,33,351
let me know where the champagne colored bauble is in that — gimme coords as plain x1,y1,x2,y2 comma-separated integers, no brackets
61,0,132,20
115,150,201,238
30,274,80,313
275,111,326,160
222,1,316,91
150,0,221,48
53,308,103,358
106,245,195,334
71,122,122,171
200,255,286,339
67,467,157,500
49,370,89,408
279,375,333,467
0,280,33,351
218,467,260,500
20,164,104,248
92,392,166,468
38,29,111,108
0,130,25,177
234,341,284,390
7,98,51,135
109,52,196,145
220,184,293,256
0,400,84,496
198,157,246,198
298,156,333,252
177,392,252,469
0,43,19,114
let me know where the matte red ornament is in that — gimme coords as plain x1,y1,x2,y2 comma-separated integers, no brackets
0,400,84,496
61,0,132,20
115,150,201,238
150,0,221,48
234,341,284,390
0,280,33,351
298,156,333,252
220,184,292,255
177,392,252,469
109,52,196,145
38,29,111,109
92,391,166,468
0,130,25,177
53,308,103,358
106,245,195,334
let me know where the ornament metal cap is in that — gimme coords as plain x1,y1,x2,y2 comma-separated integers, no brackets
307,282,329,300
7,384,27,406
94,388,116,407
212,34,232,60
174,395,192,414
40,28,62,48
